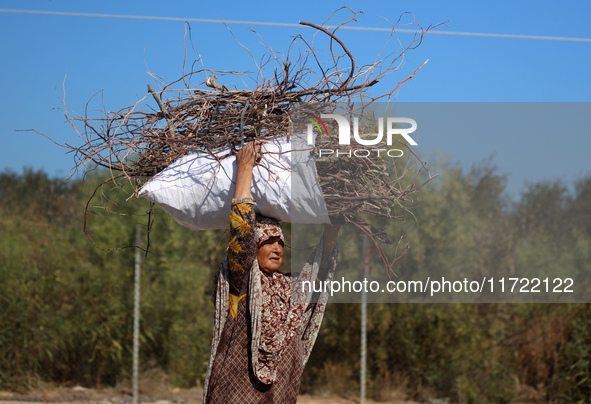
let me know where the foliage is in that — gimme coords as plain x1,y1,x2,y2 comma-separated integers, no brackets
0,168,225,389
1,166,590,402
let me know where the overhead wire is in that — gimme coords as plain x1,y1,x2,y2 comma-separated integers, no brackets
1,9,591,43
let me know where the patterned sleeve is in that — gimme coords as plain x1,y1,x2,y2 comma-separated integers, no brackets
299,243,338,365
227,198,257,295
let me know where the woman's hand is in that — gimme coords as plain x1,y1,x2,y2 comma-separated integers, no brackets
233,141,262,200
236,140,261,169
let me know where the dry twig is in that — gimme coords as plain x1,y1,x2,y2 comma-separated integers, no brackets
62,10,440,274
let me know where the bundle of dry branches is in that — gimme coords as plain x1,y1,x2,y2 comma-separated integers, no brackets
64,8,439,273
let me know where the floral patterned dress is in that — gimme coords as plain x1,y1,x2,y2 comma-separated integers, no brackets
203,199,337,403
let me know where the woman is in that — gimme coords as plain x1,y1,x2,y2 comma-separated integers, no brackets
203,141,340,403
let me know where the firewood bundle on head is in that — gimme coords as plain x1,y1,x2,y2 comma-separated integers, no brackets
65,9,439,273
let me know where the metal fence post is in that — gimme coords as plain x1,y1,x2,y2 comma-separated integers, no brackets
361,236,368,404
132,224,141,404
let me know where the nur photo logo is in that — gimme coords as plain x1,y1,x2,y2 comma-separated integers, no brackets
300,111,418,158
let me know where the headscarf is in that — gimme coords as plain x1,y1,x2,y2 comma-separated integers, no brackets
254,214,284,247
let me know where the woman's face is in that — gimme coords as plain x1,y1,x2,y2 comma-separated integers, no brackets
257,236,284,274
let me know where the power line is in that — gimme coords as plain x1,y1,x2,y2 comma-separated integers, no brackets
2,8,591,43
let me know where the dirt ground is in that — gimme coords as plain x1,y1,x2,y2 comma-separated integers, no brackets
0,386,422,404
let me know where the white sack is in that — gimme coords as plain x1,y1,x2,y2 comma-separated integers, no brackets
138,136,329,230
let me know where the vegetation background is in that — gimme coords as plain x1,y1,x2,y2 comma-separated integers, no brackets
1,160,590,403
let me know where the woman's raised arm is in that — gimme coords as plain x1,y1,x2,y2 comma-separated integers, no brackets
233,141,261,200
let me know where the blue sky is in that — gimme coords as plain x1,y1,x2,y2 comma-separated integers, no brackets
1,0,590,199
